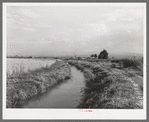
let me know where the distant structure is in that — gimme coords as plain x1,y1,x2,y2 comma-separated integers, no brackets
73,53,77,59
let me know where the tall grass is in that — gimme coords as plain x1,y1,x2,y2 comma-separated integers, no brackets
7,58,55,77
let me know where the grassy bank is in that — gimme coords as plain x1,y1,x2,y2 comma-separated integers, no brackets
6,60,71,108
65,60,143,109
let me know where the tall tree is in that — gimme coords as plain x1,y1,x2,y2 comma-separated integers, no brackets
98,49,108,59
90,54,94,57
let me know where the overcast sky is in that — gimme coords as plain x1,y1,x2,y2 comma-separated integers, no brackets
6,3,145,56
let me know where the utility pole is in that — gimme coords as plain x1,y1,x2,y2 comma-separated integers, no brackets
73,53,77,59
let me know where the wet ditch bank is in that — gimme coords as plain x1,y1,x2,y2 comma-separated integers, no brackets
66,60,143,109
16,66,86,108
6,60,71,108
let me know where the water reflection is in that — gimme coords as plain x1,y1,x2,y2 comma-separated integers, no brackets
17,66,85,108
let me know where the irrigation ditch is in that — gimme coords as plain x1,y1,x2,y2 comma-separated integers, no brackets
6,59,143,109
6,60,71,108
15,66,86,108
65,60,143,109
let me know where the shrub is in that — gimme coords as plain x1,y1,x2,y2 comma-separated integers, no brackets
98,49,108,59
120,59,141,68
111,63,117,68
110,58,142,69
78,57,82,60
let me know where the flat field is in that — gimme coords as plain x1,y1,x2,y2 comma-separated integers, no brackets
7,58,56,77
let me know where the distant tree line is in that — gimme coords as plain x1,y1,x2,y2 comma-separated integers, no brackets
90,54,97,58
90,49,108,59
7,56,33,58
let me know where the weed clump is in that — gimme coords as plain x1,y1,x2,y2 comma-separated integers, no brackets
111,58,142,69
120,59,142,68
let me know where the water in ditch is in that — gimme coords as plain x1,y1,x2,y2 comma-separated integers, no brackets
17,66,85,108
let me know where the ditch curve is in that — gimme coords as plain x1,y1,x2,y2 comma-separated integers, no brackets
16,66,85,108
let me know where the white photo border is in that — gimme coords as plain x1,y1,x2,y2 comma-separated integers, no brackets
3,3,147,120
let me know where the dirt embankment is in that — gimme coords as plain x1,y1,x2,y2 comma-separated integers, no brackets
6,60,71,108
66,60,143,109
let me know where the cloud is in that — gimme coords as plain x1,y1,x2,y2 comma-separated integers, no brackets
34,22,53,28
6,5,144,56
121,18,134,21
86,23,108,33
80,42,87,45
18,8,42,19
22,27,36,32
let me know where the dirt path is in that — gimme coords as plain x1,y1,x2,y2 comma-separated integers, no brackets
112,68,143,108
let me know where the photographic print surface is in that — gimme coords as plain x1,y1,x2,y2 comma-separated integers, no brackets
3,3,146,119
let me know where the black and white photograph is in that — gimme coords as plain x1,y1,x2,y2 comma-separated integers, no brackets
3,3,146,119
